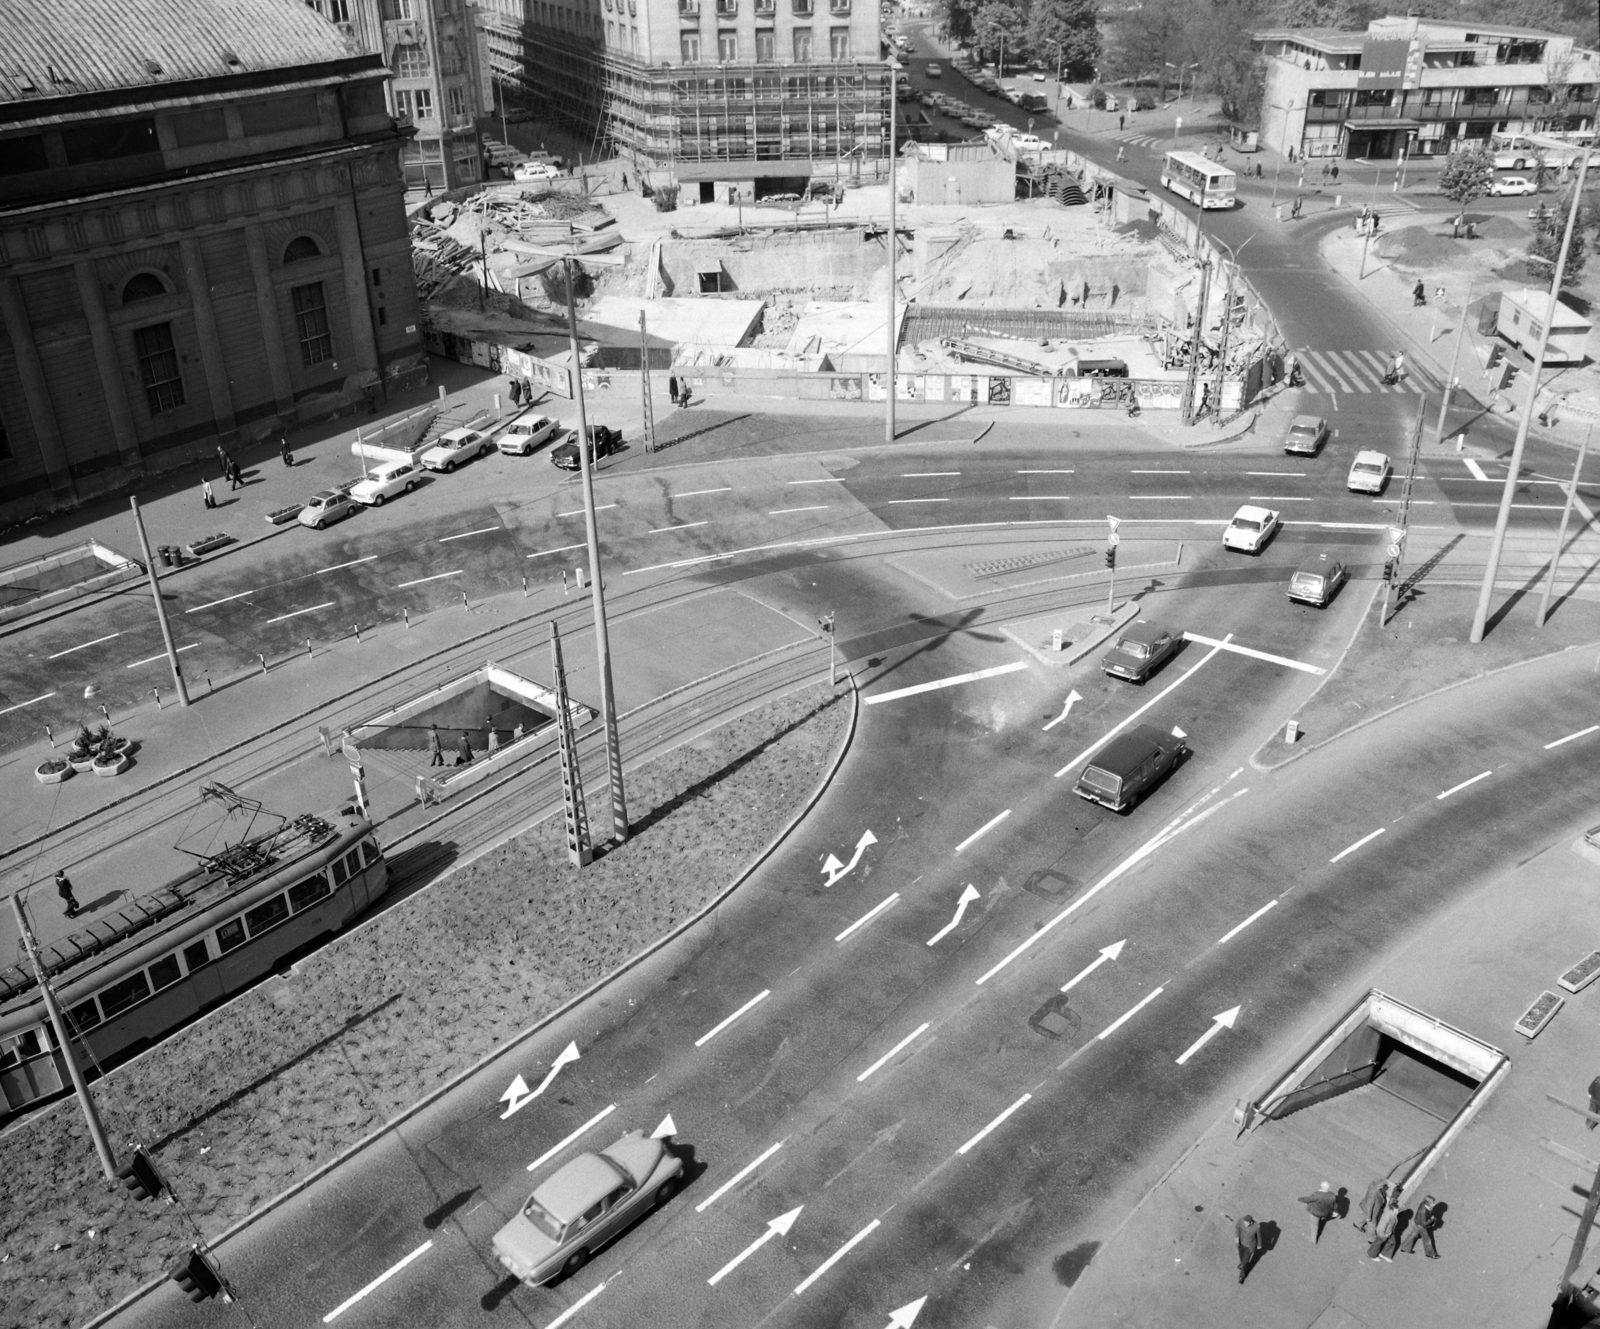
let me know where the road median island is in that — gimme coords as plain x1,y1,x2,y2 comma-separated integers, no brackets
2,681,852,1329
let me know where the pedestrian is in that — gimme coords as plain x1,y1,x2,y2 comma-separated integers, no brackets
1288,145,1296,163
679,381,691,407
1356,1177,1388,1232
668,374,680,406
1118,113,1125,131
1367,1199,1402,1261
1256,161,1263,178
216,444,233,476
279,435,294,467
1413,280,1427,307
484,715,495,750
1586,1074,1600,1129
1321,161,1330,182
510,378,523,407
523,377,535,402
455,732,472,766
487,726,500,755
1235,1214,1260,1283
202,477,215,509
1330,162,1339,180
427,724,444,767
1116,145,1126,162
1394,350,1406,379
227,460,242,490
1298,1181,1340,1242
1401,1195,1441,1258
1291,196,1303,220
55,869,80,919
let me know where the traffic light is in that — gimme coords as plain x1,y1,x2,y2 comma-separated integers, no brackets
117,1149,164,1203
1485,343,1505,369
170,1247,228,1303
1104,546,1117,570
1493,360,1519,393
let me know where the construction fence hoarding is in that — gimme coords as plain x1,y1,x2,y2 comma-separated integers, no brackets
503,346,573,399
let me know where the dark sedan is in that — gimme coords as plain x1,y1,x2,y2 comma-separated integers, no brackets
1101,619,1182,684
550,425,621,471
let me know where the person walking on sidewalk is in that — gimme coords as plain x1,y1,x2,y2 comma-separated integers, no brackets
1401,1195,1441,1258
510,378,523,407
1291,196,1303,220
202,477,215,510
1367,1199,1403,1261
227,459,242,490
1118,112,1125,131
1234,1214,1260,1283
427,724,444,767
1413,280,1427,307
1356,1177,1388,1233
1298,1181,1340,1242
56,870,80,919
668,374,680,406
216,443,234,477
280,435,294,467
455,732,473,766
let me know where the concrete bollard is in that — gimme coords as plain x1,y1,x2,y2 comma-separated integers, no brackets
1051,628,1064,652
575,566,586,589
437,384,446,401
354,622,361,643
259,653,267,675
1334,193,1341,206
1285,719,1300,744
1454,433,1465,451
306,638,313,660
404,607,410,629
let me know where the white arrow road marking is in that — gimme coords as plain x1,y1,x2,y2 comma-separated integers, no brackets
652,1114,677,1139
543,1281,609,1329
707,1207,804,1286
864,661,1028,706
499,1074,534,1120
823,829,878,886
1171,725,1187,738
528,1041,580,1100
1181,631,1326,675
695,1138,787,1213
526,1105,617,1172
1096,986,1165,1041
1437,770,1492,800
1060,940,1127,992
1043,690,1083,732
957,1093,1033,1155
321,1240,433,1323
857,1023,931,1082
885,1297,930,1328
1176,1006,1242,1065
837,893,900,942
794,1219,881,1295
927,885,981,946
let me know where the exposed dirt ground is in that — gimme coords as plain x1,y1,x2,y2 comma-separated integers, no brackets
0,684,849,1329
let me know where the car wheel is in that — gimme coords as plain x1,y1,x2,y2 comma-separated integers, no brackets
373,493,385,506
563,1249,589,1277
655,1178,679,1208
444,460,455,472
313,517,326,530
405,480,415,493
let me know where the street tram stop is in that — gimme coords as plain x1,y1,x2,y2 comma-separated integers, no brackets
1235,989,1508,1203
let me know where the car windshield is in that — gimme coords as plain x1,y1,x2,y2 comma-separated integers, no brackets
1117,639,1151,659
521,1196,565,1240
1354,462,1382,474
1079,767,1121,795
1289,425,1316,438
1233,518,1261,532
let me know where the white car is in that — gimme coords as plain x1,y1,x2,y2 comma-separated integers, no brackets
1011,132,1047,152
515,160,560,182
298,489,359,530
1222,504,1282,554
1488,175,1537,196
498,415,559,455
1347,449,1393,495
420,427,492,472
349,459,422,506
1032,71,1046,81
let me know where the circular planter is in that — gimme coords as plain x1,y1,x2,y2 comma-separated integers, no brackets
92,753,131,777
102,736,131,758
35,761,73,784
68,752,97,773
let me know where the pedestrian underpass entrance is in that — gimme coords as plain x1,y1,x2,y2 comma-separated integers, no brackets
1237,989,1509,1204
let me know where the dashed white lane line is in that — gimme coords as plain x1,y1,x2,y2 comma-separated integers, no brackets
1096,986,1165,1041
956,1093,1033,1155
1451,501,1563,510
904,471,961,477
126,643,198,669
393,571,462,589
675,486,732,497
1181,632,1326,676
47,631,121,660
788,477,845,485
1216,900,1277,946
954,809,1011,853
185,589,256,613
793,1219,881,1295
857,1022,931,1082
1464,457,1490,481
1247,471,1306,477
768,505,831,515
1128,494,1193,499
543,1281,608,1329
558,503,617,517
650,521,708,533
439,525,500,543
1330,827,1386,862
865,660,1029,706
1547,724,1600,749
1437,770,1492,800
886,498,950,504
528,542,586,559
694,989,771,1047
1009,495,1072,501
1017,468,1074,474
526,1104,617,1172
265,601,336,624
1129,469,1191,474
0,691,55,717
836,893,900,943
1249,495,1314,502
317,554,378,575
696,1139,786,1213
321,1240,433,1323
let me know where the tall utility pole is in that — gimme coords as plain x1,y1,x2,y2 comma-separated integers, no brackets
886,58,900,444
1209,234,1255,423
638,309,657,454
1539,425,1591,627
1471,143,1592,642
129,497,189,707
549,621,592,867
1435,277,1474,441
1181,260,1212,424
12,894,117,1180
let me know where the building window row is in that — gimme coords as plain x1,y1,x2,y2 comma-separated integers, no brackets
682,26,848,62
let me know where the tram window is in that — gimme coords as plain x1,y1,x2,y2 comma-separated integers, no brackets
289,875,331,912
343,848,363,879
148,954,182,992
183,939,212,972
217,918,247,953
67,996,102,1031
331,856,349,886
362,839,381,865
99,971,152,1019
245,894,290,936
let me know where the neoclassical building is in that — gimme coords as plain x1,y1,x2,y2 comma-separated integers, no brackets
0,0,427,518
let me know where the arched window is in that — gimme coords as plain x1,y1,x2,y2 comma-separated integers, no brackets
121,272,167,304
283,235,322,264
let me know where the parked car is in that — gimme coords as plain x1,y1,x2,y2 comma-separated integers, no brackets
926,62,942,76
1488,175,1538,196
349,459,422,506
1223,504,1282,554
550,424,621,471
1283,414,1329,456
1011,132,1047,152
498,415,559,456
1101,619,1182,684
1032,70,1047,81
298,489,359,529
493,1130,683,1286
503,107,535,122
515,160,561,182
421,427,492,472
1288,552,1349,607
1346,449,1392,495
1073,724,1189,813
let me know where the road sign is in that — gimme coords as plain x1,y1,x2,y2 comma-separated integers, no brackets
1107,531,1120,547
1388,542,1402,557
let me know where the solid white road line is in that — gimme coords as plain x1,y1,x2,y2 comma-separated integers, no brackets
856,1023,931,1082
321,1240,433,1323
47,632,121,660
866,660,1029,706
317,555,379,574
1437,770,1492,800
1249,496,1314,502
528,542,586,559
650,521,708,533
675,486,732,496
794,1219,881,1295
696,1139,786,1213
543,1282,608,1329
954,809,1011,853
526,1104,617,1172
1096,986,1164,1040
558,503,617,517
1129,469,1190,474
1464,458,1490,481
185,589,256,613
126,643,198,669
886,498,950,504
1181,632,1327,676
694,989,771,1047
957,1093,1033,1155
265,601,336,624
1127,494,1193,499
1016,469,1074,474
836,893,900,942
393,571,462,589
438,525,500,542
788,477,845,485
904,471,961,477
1451,501,1563,510
1547,724,1600,749
1247,471,1306,477
1215,901,1277,946
1330,827,1385,862
768,505,831,515
0,691,55,716
1008,495,1072,501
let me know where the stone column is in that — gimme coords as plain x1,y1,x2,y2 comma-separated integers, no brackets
243,222,296,413
0,276,75,498
331,191,381,377
72,260,143,471
178,236,237,437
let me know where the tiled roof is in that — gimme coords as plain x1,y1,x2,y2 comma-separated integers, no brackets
0,0,359,106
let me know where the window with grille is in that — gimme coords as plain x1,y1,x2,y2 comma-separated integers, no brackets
133,323,185,415
828,26,849,58
793,26,812,59
394,43,429,76
291,282,334,367
394,88,413,119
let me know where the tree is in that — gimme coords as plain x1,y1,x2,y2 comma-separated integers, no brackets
1528,188,1588,285
934,0,976,45
1101,0,1188,93
971,0,1024,68
1440,146,1495,235
1188,0,1269,123
1026,0,1101,79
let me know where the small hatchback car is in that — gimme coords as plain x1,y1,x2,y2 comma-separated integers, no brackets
1283,414,1329,456
349,459,421,506
1223,504,1282,554
298,489,359,529
1101,620,1182,683
1073,724,1189,813
1288,553,1349,607
421,428,492,473
498,415,558,456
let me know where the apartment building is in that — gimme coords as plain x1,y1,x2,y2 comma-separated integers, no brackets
1254,15,1600,160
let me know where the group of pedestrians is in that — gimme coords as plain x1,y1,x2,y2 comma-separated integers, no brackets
1233,1176,1444,1285
666,375,692,408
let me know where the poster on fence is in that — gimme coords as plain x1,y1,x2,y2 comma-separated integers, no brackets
828,375,863,402
896,376,923,402
923,376,946,403
1014,378,1051,407
504,346,572,399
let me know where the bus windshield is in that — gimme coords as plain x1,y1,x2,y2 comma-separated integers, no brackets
1160,151,1237,209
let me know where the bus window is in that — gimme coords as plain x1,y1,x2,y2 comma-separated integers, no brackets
245,895,290,937
99,972,153,1019
148,954,183,992
331,856,349,887
362,839,382,866
16,1029,41,1058
183,938,212,973
217,918,247,953
68,996,103,1031
289,875,332,913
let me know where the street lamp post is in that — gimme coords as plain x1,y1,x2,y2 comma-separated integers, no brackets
1165,60,1198,106
1209,233,1256,420
1270,99,1298,207
886,56,900,443
1435,277,1473,441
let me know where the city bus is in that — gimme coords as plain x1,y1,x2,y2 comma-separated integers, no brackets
0,793,388,1119
1160,150,1237,209
1490,132,1596,171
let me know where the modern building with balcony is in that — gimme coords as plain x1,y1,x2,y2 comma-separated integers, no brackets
474,0,889,197
1254,15,1600,161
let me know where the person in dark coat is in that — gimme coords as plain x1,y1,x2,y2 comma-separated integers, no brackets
455,733,473,766
216,444,233,475
1401,1195,1441,1258
1367,1200,1403,1261
1330,162,1339,180
227,460,242,490
280,435,294,467
56,870,80,919
1356,1177,1388,1233
427,724,444,767
1413,280,1427,306
668,375,679,406
1235,1214,1260,1283
1298,1181,1339,1242
510,378,523,407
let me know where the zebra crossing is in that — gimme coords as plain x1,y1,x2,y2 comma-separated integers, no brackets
1116,132,1167,150
1295,348,1446,395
